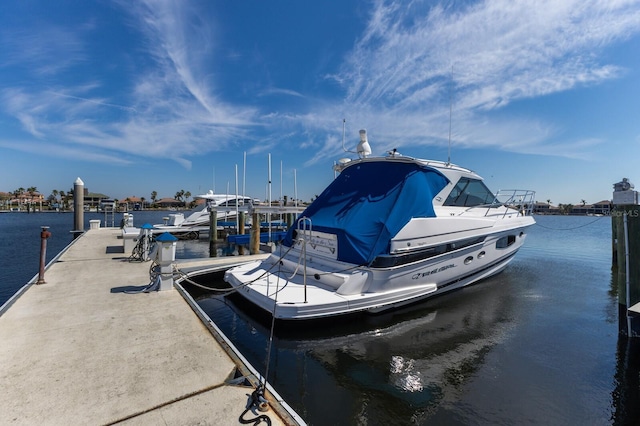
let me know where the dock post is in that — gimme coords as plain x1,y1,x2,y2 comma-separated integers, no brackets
209,206,218,257
612,178,640,337
72,177,84,239
156,232,178,291
250,212,260,254
36,226,51,284
238,211,245,255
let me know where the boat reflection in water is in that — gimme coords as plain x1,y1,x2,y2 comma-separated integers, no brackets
185,213,640,425
193,267,519,425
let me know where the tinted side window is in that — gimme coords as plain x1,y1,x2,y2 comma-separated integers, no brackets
443,178,495,207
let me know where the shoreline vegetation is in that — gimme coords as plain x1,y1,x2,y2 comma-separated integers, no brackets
0,187,613,216
0,187,309,214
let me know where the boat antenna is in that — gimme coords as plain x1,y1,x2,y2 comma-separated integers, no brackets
341,118,348,152
243,151,246,200
340,118,357,154
447,65,453,165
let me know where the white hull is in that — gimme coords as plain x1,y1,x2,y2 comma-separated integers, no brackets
225,222,531,319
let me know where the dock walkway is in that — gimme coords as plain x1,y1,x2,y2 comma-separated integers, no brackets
0,228,299,425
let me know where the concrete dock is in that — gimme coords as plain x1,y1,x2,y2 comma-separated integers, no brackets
0,228,302,425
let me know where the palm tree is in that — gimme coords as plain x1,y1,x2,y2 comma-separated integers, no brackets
184,191,191,208
13,188,23,209
559,203,574,215
581,199,586,206
140,197,146,210
150,191,157,207
59,190,66,210
27,187,38,211
67,188,74,210
175,190,185,207
0,192,10,210
49,190,59,210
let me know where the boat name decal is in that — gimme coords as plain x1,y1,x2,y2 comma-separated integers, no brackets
412,263,456,279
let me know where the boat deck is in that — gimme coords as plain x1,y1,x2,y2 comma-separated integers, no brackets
0,228,301,425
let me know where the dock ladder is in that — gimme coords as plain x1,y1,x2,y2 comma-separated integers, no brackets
104,206,115,227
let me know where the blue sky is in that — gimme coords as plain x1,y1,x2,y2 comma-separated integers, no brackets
1,0,640,205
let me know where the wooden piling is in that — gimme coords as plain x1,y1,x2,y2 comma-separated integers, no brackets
238,212,245,255
72,177,84,239
613,205,640,337
250,212,260,254
36,226,51,284
209,209,218,257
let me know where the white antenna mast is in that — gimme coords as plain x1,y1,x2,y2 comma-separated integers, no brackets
341,118,357,154
341,118,348,152
235,164,239,234
447,65,453,165
294,169,298,208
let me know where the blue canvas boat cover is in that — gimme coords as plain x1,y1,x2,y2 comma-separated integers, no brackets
284,160,449,265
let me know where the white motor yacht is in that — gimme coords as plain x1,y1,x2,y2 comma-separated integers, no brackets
154,191,254,231
224,130,535,320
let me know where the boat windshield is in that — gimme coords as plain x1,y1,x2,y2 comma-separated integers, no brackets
443,177,496,207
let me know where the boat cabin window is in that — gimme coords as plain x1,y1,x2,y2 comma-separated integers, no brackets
219,199,246,207
496,235,517,249
443,178,495,207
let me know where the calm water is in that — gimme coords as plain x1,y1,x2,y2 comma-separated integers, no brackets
190,215,640,425
1,213,638,424
0,210,211,305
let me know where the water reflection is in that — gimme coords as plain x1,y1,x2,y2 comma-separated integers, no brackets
192,269,517,425
612,338,640,425
186,216,640,425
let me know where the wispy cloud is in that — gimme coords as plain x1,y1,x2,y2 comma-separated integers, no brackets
0,137,134,165
339,0,638,108
258,87,305,98
317,0,640,158
1,0,262,169
124,0,258,126
0,25,86,75
47,91,137,113
1,0,639,170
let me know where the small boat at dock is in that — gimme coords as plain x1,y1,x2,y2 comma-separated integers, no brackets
153,192,255,236
224,130,536,320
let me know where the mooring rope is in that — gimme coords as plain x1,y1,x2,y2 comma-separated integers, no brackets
124,261,161,294
127,233,156,262
533,215,607,230
238,387,272,425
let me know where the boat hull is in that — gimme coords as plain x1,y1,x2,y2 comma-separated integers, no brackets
224,224,530,320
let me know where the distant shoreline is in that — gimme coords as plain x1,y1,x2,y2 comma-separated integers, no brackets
0,208,186,214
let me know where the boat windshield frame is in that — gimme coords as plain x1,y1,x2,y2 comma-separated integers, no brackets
443,177,496,208
455,188,536,218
